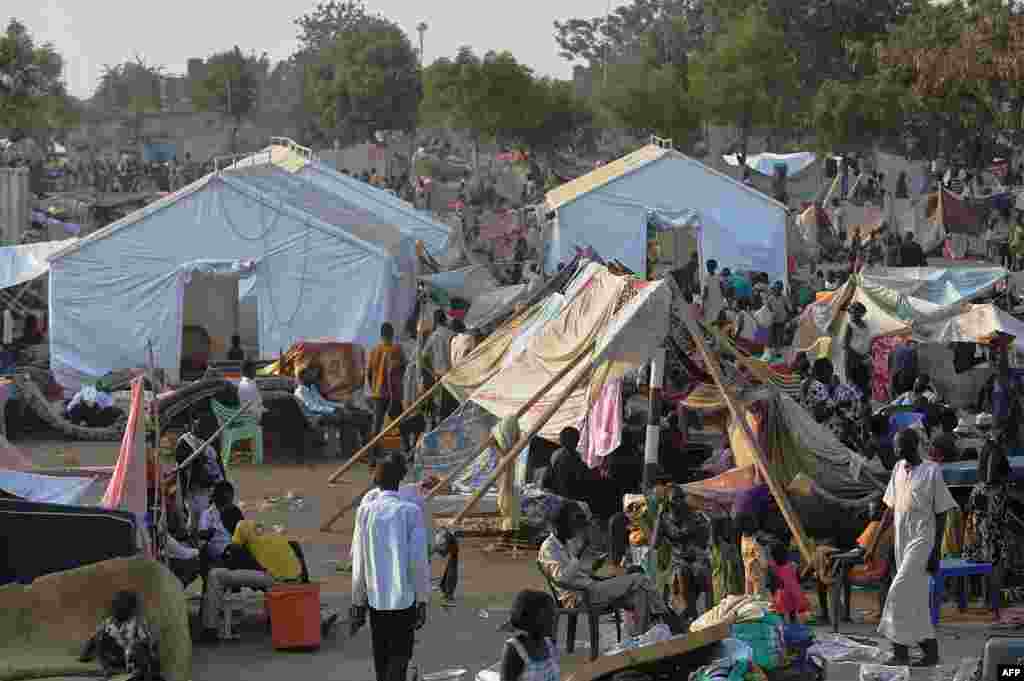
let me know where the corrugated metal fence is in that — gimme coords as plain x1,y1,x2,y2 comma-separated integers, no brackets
0,168,30,245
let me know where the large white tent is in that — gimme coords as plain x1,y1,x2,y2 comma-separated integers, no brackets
544,142,789,284
48,163,416,387
231,143,451,256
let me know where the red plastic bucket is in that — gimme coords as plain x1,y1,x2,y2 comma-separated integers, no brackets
265,583,322,650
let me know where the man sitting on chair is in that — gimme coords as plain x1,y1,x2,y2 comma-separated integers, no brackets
199,520,302,644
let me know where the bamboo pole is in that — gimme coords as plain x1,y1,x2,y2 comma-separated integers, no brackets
319,342,596,531
325,378,443,484
451,354,595,525
681,310,816,571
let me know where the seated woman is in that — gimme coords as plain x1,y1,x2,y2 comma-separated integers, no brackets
963,430,1013,618
538,502,680,636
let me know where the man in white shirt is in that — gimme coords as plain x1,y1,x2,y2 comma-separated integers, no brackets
236,360,264,423
351,456,430,681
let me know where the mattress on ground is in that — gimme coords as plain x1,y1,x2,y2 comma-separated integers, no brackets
0,499,138,585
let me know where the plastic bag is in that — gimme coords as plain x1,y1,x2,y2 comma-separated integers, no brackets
808,634,885,664
731,614,784,670
859,664,909,681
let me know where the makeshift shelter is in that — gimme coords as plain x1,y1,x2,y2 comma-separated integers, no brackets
722,152,828,206
415,261,672,489
793,265,1009,404
0,469,95,504
543,142,789,283
48,162,413,388
261,341,366,401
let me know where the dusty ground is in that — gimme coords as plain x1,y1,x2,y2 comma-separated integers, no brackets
16,437,1013,681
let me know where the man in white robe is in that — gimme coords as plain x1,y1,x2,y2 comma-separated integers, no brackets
878,428,958,667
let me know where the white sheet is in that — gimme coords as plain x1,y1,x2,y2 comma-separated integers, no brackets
0,239,76,290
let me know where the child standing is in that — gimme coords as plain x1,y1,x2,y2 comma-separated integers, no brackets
767,543,809,623
500,590,559,681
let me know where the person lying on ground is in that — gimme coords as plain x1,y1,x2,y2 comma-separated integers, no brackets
199,520,303,644
539,502,682,637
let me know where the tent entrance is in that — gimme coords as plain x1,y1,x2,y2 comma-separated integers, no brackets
181,270,241,380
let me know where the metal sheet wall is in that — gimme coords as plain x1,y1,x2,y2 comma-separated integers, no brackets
0,168,30,245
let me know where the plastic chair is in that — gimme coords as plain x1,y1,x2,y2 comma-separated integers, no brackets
536,561,622,660
211,399,263,471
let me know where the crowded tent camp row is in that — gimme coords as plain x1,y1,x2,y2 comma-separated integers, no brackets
5,139,1023,681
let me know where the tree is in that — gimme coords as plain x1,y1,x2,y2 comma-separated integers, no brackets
689,7,801,159
554,0,708,69
304,19,421,145
421,48,536,165
192,47,269,152
877,0,1024,166
294,0,386,55
93,57,165,149
601,61,701,149
516,78,595,160
0,19,74,142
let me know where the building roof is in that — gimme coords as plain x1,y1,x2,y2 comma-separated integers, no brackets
545,144,670,211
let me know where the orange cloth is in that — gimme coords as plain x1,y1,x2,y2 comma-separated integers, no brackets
366,341,404,399
848,520,894,584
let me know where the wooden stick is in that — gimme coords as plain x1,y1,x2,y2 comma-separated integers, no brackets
325,295,541,484
452,353,595,524
319,342,596,531
681,310,816,572
164,399,256,479
325,379,442,484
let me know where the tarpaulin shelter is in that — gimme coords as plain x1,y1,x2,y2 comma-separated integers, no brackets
722,151,828,206
420,265,502,305
416,261,672,485
48,160,414,387
0,469,95,504
793,266,1009,404
543,143,789,284
0,240,76,290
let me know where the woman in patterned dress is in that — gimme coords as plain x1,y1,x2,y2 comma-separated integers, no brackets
963,431,1012,618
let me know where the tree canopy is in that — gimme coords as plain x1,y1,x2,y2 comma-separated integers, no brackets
192,47,269,151
304,18,421,144
0,19,77,141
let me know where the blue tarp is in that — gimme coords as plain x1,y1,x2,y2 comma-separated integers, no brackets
0,469,96,504
861,266,1007,308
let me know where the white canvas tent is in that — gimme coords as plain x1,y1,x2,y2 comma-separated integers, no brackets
544,143,789,284
722,152,828,206
48,163,416,387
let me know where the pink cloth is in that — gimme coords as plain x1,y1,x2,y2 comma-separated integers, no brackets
580,378,623,468
871,335,902,403
101,377,150,555
771,562,809,617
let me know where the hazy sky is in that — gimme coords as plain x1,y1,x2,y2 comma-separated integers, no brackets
7,0,615,99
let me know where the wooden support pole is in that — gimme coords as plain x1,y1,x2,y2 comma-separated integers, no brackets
452,354,595,525
326,290,540,485
319,342,595,531
681,311,816,572
325,379,442,484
